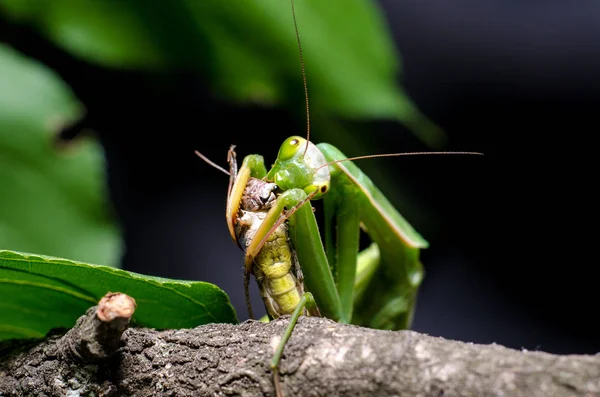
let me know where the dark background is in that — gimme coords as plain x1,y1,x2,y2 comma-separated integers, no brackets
2,0,598,355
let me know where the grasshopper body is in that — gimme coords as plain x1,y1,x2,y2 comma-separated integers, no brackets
235,177,316,318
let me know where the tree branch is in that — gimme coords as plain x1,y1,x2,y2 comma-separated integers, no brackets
1,298,598,397
58,292,136,364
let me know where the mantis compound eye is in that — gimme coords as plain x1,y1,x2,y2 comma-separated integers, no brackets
277,136,305,161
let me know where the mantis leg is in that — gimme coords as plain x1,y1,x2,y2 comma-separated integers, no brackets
270,292,317,397
323,193,361,323
227,153,268,319
227,154,268,246
353,242,381,305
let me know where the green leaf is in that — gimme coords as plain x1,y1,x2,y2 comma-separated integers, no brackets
0,250,238,341
0,0,164,68
0,44,122,267
0,0,444,146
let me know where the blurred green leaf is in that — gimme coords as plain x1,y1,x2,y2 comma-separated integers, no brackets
0,0,164,68
0,0,444,146
0,44,121,267
0,250,238,341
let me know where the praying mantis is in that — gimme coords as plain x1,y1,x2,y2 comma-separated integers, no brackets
196,0,482,395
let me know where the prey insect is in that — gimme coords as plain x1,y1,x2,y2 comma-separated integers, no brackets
226,146,320,322
195,0,482,395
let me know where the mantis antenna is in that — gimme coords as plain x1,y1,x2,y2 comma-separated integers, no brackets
290,0,311,157
315,151,484,171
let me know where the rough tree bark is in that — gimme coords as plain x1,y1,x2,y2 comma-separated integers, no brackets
1,293,599,397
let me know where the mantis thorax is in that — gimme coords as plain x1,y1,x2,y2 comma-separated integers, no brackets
266,136,330,199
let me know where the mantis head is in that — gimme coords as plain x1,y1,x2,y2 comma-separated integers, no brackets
266,136,330,199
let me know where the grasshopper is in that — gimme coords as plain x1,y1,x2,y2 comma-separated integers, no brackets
227,145,320,321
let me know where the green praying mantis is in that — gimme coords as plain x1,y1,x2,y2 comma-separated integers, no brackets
196,0,482,395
